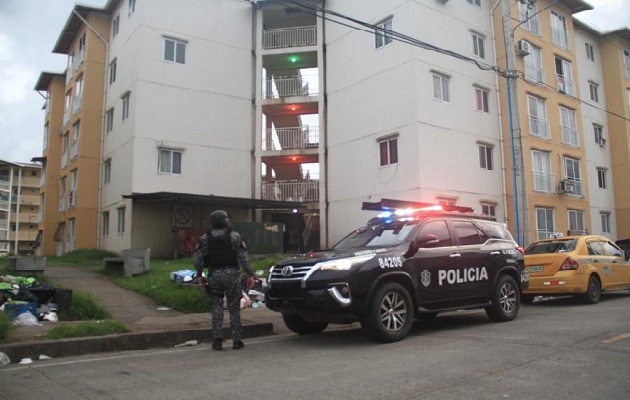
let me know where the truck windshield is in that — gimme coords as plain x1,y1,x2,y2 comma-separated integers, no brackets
334,221,415,249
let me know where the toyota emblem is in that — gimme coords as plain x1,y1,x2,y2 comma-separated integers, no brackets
281,266,294,277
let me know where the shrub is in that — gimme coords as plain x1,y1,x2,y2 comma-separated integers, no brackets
58,292,111,321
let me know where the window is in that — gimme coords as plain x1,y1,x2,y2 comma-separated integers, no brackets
560,106,578,147
112,14,120,37
518,2,540,34
74,75,83,113
109,58,117,85
415,220,452,247
471,32,485,59
596,168,607,189
158,148,182,174
117,207,126,234
532,150,553,192
453,221,488,246
122,91,131,120
524,45,544,83
474,86,489,112
467,0,481,7
478,144,493,170
102,211,110,236
378,136,398,166
527,94,549,138
564,157,583,196
588,81,599,102
551,11,569,49
535,207,555,240
593,124,605,146
106,108,114,132
432,72,450,102
103,158,111,184
555,57,574,96
600,212,610,233
481,203,496,218
624,50,630,78
375,17,393,49
585,42,595,61
567,209,585,235
128,0,136,16
68,219,76,242
164,38,186,64
43,123,49,150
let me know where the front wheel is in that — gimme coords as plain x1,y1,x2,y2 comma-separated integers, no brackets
580,275,601,304
282,314,328,335
485,275,520,322
361,282,413,342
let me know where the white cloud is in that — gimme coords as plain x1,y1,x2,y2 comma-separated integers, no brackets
0,65,34,104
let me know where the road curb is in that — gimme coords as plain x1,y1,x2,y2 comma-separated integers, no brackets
0,322,273,364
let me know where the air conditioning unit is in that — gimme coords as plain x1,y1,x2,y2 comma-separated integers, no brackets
516,40,531,56
559,179,575,194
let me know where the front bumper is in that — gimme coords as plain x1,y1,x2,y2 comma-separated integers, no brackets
265,281,358,315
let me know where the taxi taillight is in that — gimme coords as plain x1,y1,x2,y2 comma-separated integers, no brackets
516,246,525,255
559,257,579,271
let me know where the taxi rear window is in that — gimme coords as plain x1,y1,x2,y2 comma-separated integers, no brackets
525,239,577,254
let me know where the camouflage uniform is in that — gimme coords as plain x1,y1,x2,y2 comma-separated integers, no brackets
193,227,253,345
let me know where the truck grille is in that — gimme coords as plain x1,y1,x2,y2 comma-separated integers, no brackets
269,264,316,282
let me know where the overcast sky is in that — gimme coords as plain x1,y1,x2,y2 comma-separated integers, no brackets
0,0,629,164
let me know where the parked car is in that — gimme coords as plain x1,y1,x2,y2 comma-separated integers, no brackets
523,235,630,304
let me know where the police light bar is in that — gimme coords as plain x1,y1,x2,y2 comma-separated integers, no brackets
362,198,473,213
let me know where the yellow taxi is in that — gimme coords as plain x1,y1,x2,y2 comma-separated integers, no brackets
522,235,630,304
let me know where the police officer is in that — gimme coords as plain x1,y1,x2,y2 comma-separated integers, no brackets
193,210,255,350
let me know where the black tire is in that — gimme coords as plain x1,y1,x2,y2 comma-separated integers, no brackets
282,314,328,335
521,294,535,304
361,282,413,342
580,275,601,304
485,275,520,322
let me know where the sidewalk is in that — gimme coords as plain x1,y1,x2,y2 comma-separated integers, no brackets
0,266,286,364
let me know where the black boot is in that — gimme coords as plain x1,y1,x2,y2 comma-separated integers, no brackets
212,339,223,351
232,340,244,350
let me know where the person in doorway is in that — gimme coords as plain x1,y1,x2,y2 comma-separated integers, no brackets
193,210,255,350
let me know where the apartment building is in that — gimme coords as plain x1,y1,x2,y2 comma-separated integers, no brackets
33,5,109,256
34,0,629,258
0,160,41,256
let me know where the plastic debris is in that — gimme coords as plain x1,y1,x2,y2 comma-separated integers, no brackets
156,307,171,311
39,355,53,360
0,353,10,367
174,340,198,348
13,312,41,327
19,358,33,365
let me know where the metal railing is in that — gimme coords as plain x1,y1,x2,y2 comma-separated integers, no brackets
533,171,554,193
262,126,319,150
561,125,579,147
262,75,318,99
552,28,570,49
261,181,319,202
524,62,544,84
262,26,317,49
556,75,575,96
529,116,550,138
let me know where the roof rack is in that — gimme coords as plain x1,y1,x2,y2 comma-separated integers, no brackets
361,198,474,214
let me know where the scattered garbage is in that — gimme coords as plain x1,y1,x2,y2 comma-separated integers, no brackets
39,355,53,360
0,353,10,367
174,340,198,348
13,312,41,327
156,307,171,311
18,358,33,365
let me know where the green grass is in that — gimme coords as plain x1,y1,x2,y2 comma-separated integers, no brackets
42,319,129,340
99,255,287,313
0,312,14,344
58,292,112,321
47,249,119,267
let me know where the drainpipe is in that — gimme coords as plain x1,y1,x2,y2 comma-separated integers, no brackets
72,9,109,250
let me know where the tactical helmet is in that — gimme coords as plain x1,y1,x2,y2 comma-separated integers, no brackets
210,210,230,228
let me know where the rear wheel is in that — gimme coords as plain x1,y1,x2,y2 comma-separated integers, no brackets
485,275,520,322
580,275,601,304
282,314,328,335
521,294,535,304
361,282,413,342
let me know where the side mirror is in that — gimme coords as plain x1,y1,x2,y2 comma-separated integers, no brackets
414,233,440,248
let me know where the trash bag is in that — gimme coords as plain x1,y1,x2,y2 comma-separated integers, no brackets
13,312,41,327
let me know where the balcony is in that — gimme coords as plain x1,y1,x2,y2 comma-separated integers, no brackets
262,180,319,202
552,28,570,50
263,26,317,50
556,75,575,96
262,126,319,150
529,116,550,139
263,75,318,99
0,179,9,191
561,125,579,147
524,62,544,84
533,171,554,193
61,150,68,169
70,141,79,160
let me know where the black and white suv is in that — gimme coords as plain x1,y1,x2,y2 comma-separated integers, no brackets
265,199,529,342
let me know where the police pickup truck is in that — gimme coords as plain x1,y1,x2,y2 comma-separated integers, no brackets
265,199,529,342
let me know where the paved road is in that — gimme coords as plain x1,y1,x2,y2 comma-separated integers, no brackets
2,293,630,400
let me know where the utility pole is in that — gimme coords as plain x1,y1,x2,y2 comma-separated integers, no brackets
501,0,529,246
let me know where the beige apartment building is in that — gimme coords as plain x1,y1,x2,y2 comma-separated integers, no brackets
0,160,41,256
33,6,109,256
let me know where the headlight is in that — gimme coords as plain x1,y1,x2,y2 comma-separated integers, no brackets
318,254,375,271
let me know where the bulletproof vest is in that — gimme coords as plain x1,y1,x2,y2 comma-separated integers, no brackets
204,229,237,268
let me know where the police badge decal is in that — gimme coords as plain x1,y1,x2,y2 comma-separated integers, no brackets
421,270,431,287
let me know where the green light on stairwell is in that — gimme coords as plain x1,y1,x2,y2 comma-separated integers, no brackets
288,55,300,63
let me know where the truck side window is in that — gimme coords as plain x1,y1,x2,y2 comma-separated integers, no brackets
415,220,452,247
452,220,488,245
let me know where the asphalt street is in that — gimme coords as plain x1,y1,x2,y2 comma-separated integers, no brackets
1,292,629,400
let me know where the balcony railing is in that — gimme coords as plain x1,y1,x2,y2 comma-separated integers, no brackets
0,219,7,229
566,179,584,197
557,75,575,96
529,116,550,139
261,180,319,202
262,126,319,150
73,94,82,114
0,201,9,210
524,62,544,84
552,28,570,49
70,141,79,160
561,125,579,147
533,171,554,193
61,151,68,169
263,75,318,99
262,26,317,49
0,179,9,191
